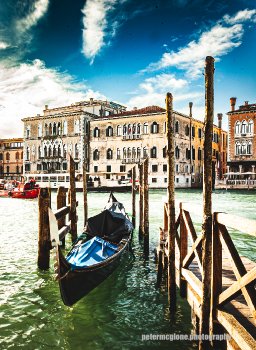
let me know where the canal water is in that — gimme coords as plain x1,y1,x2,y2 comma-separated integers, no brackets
0,190,255,349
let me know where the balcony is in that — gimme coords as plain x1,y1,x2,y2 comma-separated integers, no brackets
121,158,144,164
122,134,142,141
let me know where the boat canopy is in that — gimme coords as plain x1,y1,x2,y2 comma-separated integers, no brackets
66,236,118,269
87,208,133,243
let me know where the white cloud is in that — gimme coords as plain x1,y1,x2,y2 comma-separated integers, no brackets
143,8,256,79
0,42,9,50
126,73,202,109
16,0,49,33
0,60,106,138
223,8,256,24
81,0,118,62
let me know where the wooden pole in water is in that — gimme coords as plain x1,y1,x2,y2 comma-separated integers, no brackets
179,202,187,297
83,161,88,227
132,166,136,228
143,158,149,254
139,162,144,236
38,187,51,270
143,158,149,236
166,92,176,312
69,154,77,242
57,186,66,248
199,56,214,350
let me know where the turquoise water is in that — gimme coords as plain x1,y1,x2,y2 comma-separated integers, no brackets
0,189,255,349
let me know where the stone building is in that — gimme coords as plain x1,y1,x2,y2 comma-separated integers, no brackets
89,104,227,188
0,138,23,180
227,98,256,175
22,99,126,181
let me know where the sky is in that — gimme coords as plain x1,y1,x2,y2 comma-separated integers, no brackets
0,0,256,137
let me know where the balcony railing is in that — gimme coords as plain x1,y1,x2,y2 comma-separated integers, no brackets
122,134,142,140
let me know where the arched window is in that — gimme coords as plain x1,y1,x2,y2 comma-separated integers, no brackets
117,148,120,159
163,122,167,134
6,166,10,174
6,152,10,161
53,145,57,157
127,147,131,158
151,121,159,134
185,124,190,136
45,123,48,136
143,147,148,158
38,124,42,137
163,146,167,158
93,127,100,137
241,120,247,134
248,120,254,134
48,146,52,157
57,122,61,135
137,147,141,159
58,145,62,157
26,148,30,161
127,124,132,135
53,123,57,135
63,145,67,159
0,153,3,161
247,141,252,155
143,123,148,134
26,126,30,138
93,149,99,161
75,144,79,158
106,148,113,160
150,146,157,158
198,148,202,161
235,121,240,135
235,142,241,155
49,123,53,135
117,125,122,136
123,124,127,135
241,142,246,154
132,147,136,158
123,147,127,158
175,146,180,159
21,152,23,160
16,166,20,174
175,121,179,133
44,146,47,157
106,126,113,137
16,152,19,160
63,121,67,135
38,147,41,158
137,124,141,134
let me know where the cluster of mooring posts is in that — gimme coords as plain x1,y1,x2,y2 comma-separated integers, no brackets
156,56,256,350
38,155,83,269
36,55,255,350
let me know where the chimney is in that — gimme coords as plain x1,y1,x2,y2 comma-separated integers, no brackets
244,101,249,106
189,102,193,118
230,97,236,112
45,104,48,110
133,107,137,111
217,113,223,129
90,98,94,105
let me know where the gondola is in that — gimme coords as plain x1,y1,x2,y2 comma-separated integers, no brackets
50,193,133,306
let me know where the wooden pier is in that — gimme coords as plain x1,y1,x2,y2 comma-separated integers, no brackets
157,203,256,349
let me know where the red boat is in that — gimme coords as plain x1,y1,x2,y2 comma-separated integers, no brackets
0,181,40,199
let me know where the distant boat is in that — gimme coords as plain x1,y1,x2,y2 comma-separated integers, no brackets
50,193,133,306
0,181,40,199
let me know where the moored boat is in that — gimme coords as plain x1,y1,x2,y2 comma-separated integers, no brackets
0,181,40,199
50,193,133,306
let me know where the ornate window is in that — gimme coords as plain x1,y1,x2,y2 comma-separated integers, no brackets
248,120,254,134
106,126,113,137
235,121,240,135
137,124,141,134
127,147,131,158
93,149,99,161
38,124,42,137
247,141,252,155
93,127,100,137
143,147,148,158
151,121,159,134
123,124,127,135
150,146,157,158
137,147,141,159
132,147,136,158
117,125,122,136
53,123,57,135
106,148,113,160
123,147,127,158
143,123,148,134
241,120,247,134
117,148,121,159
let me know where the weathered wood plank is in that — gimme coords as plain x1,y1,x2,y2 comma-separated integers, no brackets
182,268,203,299
217,310,256,350
183,235,202,269
59,221,71,241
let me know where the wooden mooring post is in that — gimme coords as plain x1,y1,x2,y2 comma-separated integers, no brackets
57,186,66,248
166,92,176,312
138,162,144,236
83,161,88,227
132,166,136,228
143,158,149,254
69,154,77,242
38,187,51,270
199,56,215,349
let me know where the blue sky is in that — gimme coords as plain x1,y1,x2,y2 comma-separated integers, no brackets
0,0,256,137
